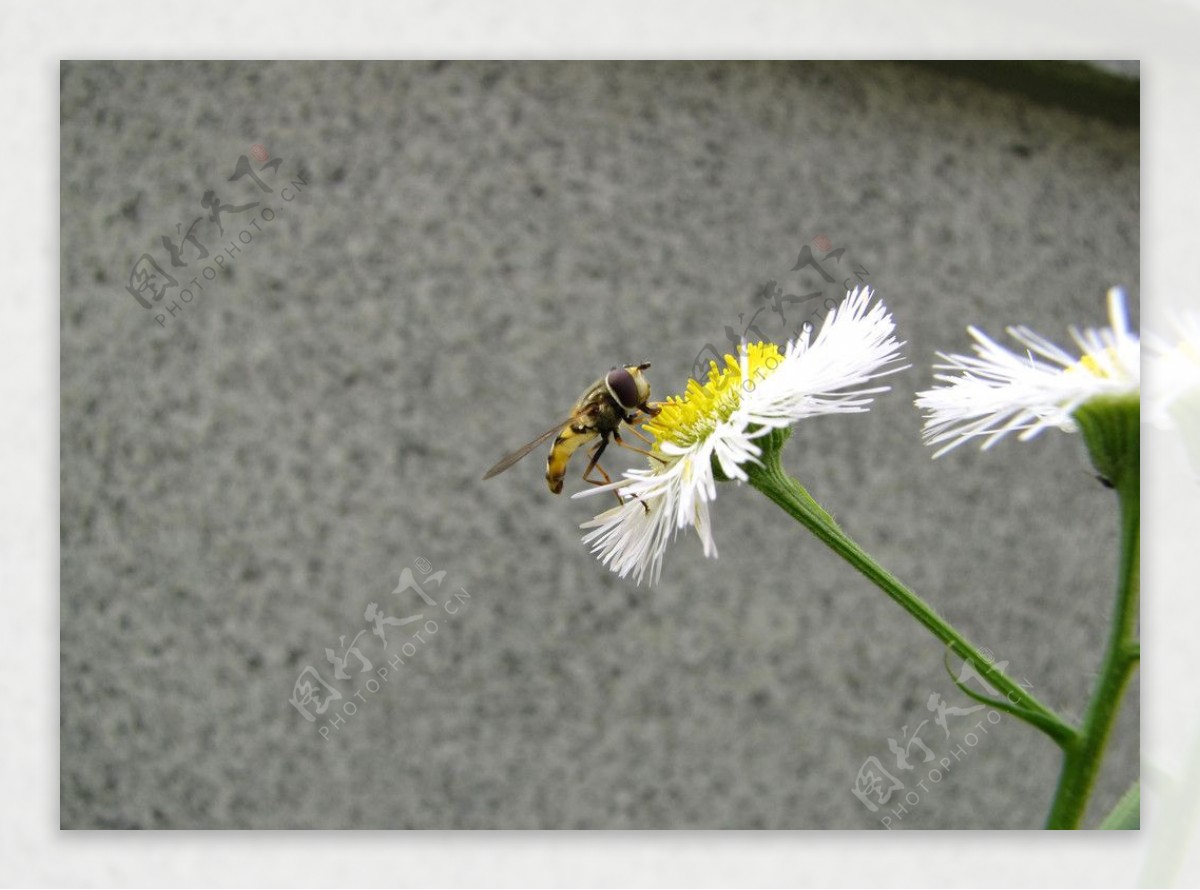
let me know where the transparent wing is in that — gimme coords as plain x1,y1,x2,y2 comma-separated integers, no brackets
482,419,575,480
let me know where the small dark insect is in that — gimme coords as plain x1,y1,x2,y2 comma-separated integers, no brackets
482,362,662,502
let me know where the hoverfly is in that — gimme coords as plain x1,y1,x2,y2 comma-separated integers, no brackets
482,361,663,501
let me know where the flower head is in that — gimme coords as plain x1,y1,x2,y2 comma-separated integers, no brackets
915,288,1140,457
1147,310,1200,473
1147,311,1200,430
576,286,906,585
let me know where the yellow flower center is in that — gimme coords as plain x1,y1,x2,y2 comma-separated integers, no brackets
1069,347,1120,379
1178,339,1200,366
644,342,783,450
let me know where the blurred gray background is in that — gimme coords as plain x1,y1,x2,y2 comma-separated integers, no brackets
60,60,1138,829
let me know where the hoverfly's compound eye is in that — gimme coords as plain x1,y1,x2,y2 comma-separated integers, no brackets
605,367,640,411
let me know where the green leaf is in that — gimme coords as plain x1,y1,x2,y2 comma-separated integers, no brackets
1099,782,1140,829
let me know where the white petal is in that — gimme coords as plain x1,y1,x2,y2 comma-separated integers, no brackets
916,289,1140,456
1146,308,1200,430
734,286,907,432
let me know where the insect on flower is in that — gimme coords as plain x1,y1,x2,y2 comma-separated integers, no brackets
482,362,663,502
578,286,908,586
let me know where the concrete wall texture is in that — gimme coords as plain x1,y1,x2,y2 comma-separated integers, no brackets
60,60,1139,829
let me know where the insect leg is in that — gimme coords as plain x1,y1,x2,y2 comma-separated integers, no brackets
585,436,653,514
580,438,625,507
623,423,657,447
612,430,668,464
546,426,594,494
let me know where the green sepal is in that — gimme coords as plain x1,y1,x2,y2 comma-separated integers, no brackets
1073,394,1140,490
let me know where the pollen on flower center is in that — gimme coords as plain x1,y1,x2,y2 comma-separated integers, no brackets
1069,347,1120,379
1177,339,1200,365
644,342,783,450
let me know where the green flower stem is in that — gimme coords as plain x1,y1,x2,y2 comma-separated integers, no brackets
745,428,1077,747
1045,398,1141,829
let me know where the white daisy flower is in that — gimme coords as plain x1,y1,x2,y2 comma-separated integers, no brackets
915,287,1140,458
1147,310,1200,471
1147,311,1200,430
574,286,906,585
